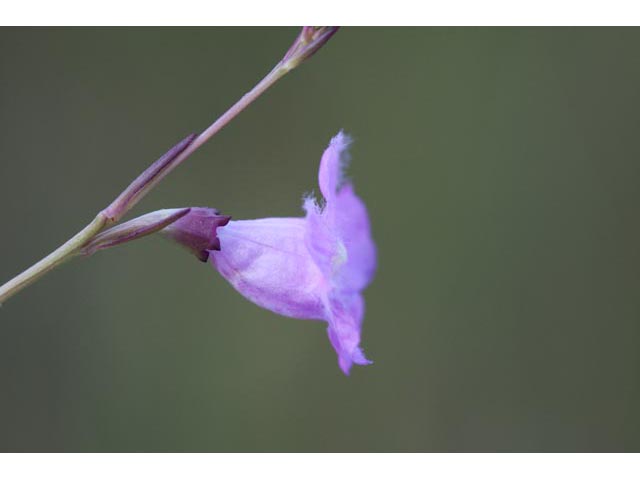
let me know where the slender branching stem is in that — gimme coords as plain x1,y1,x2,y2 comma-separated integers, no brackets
0,214,108,304
0,27,338,305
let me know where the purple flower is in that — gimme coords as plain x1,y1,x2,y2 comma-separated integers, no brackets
210,132,376,375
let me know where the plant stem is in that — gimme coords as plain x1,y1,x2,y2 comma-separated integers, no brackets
0,214,108,304
0,27,338,305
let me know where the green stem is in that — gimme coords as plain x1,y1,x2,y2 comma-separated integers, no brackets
0,27,338,305
0,214,108,304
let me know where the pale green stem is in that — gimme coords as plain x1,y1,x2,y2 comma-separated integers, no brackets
0,27,337,305
0,214,108,304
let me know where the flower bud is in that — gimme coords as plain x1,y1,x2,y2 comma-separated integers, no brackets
82,208,192,255
281,27,339,71
102,134,197,223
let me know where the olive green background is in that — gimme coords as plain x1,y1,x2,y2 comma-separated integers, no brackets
1,28,639,451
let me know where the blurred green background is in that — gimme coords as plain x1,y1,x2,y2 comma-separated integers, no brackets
1,28,639,452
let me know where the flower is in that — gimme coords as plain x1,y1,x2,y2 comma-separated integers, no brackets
210,131,376,375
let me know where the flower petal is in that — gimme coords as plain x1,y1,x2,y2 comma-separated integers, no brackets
303,196,338,282
306,132,377,293
211,218,326,320
325,292,372,375
318,130,352,201
332,183,377,292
